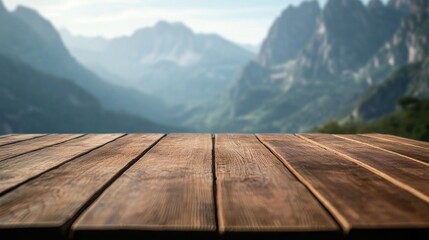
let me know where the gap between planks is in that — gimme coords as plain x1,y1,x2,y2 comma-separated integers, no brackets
0,134,126,198
348,135,429,167
211,134,220,235
0,134,85,162
364,134,429,149
0,134,47,147
255,135,348,234
297,134,429,204
258,134,429,237
65,134,166,239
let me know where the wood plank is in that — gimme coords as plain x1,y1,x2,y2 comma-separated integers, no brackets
0,134,83,162
0,134,123,196
257,134,429,238
0,134,163,240
73,134,216,240
300,134,429,202
364,134,429,149
338,134,429,165
0,134,46,147
214,134,338,239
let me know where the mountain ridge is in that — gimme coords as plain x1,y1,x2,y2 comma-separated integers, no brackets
62,20,254,106
354,0,429,120
0,53,179,133
0,2,173,124
186,0,412,133
258,0,320,67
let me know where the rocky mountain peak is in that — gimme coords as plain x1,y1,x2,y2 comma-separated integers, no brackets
12,5,66,50
371,0,429,67
152,21,193,35
258,0,320,66
368,0,385,9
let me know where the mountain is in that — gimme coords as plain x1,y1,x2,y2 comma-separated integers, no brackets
0,54,178,133
61,21,254,106
370,0,428,68
295,0,402,80
186,0,409,133
0,3,172,124
240,43,260,54
354,0,429,120
388,0,413,12
355,59,429,120
258,0,320,66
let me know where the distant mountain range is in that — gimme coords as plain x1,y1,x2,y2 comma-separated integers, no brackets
1,0,428,134
0,1,181,133
184,0,429,133
61,22,254,106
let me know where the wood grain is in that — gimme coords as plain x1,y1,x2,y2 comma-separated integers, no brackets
214,134,338,238
0,134,46,147
73,134,215,240
0,134,82,162
364,134,429,149
300,134,429,202
258,134,429,236
338,134,429,165
0,134,123,195
0,134,163,240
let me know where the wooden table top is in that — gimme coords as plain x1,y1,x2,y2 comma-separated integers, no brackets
0,133,428,240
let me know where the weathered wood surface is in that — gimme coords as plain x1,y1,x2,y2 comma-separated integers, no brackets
0,134,46,146
364,133,429,149
215,134,338,238
300,134,429,201
0,134,163,240
0,134,123,195
0,133,428,240
73,134,215,239
0,134,82,161
341,134,429,165
258,134,429,237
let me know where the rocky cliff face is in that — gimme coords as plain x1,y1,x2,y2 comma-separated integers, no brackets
355,0,429,120
371,0,428,68
191,0,415,133
258,1,320,67
295,0,403,80
388,0,413,12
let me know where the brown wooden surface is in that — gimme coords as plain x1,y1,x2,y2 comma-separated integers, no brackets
0,134,163,239
0,134,45,146
0,133,428,240
0,134,82,161
215,134,337,237
341,134,429,165
300,134,429,202
73,134,215,239
365,134,429,149
258,134,429,235
0,134,123,195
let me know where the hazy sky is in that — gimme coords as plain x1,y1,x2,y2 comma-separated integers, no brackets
4,0,380,45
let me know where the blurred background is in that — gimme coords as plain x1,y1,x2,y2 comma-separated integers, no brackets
0,0,428,141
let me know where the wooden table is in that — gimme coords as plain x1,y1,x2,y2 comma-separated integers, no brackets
0,133,428,240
